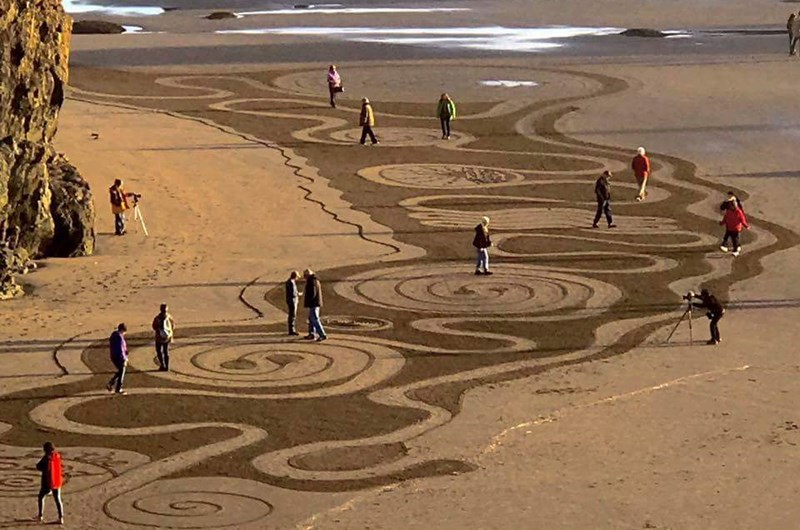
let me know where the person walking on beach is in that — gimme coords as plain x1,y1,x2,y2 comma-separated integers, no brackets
35,441,64,525
303,269,327,342
631,147,651,201
788,12,796,49
688,289,725,345
790,12,800,55
720,199,750,256
359,97,379,145
437,93,457,139
107,323,129,394
473,216,493,275
285,271,302,336
327,65,343,108
152,304,175,371
593,170,617,228
109,179,135,236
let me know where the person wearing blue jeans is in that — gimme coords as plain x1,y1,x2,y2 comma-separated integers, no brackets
303,269,327,341
473,216,493,275
106,323,129,394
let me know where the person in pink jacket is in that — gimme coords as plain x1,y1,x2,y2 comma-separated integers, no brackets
327,65,343,108
719,199,750,256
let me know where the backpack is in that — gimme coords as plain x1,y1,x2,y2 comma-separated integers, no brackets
157,314,172,341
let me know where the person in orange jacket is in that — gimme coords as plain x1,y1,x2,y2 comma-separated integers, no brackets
720,199,750,256
36,441,64,525
631,146,651,201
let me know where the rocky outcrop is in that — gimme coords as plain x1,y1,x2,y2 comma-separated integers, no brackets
621,28,667,38
1,0,95,297
205,11,238,20
72,20,126,34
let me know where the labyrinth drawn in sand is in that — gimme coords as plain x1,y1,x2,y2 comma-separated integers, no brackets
1,64,794,528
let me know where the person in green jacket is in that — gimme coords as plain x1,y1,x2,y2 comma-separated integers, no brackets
437,93,456,139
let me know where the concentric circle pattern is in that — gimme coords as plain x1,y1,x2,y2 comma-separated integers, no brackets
358,164,526,189
329,127,474,147
335,263,621,315
105,477,273,528
129,334,404,394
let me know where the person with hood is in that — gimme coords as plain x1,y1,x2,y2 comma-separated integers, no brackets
327,64,343,108
437,93,457,139
109,179,137,236
36,441,64,525
359,97,379,145
152,304,175,371
106,323,129,394
473,216,493,275
593,170,617,229
303,269,327,341
720,199,750,256
631,146,651,201
285,270,302,336
688,289,725,345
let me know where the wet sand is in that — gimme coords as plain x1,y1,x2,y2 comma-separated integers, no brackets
1,0,799,528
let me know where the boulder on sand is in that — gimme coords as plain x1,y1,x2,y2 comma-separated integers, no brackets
72,20,126,34
620,28,667,38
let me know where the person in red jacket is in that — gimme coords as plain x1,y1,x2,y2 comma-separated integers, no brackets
36,441,64,525
720,200,750,256
631,146,651,201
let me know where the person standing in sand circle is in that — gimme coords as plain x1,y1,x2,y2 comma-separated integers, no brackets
152,303,175,371
285,270,303,336
631,146,651,201
593,170,616,229
473,216,493,276
106,323,129,394
437,93,457,139
303,269,327,342
327,64,343,108
35,441,64,525
359,97,379,145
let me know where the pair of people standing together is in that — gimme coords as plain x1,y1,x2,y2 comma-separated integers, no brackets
285,269,327,341
106,305,175,394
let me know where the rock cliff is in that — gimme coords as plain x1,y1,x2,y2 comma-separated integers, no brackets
1,0,95,296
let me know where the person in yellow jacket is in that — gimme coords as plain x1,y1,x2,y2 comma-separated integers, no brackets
109,179,137,236
359,97,379,145
437,93,457,139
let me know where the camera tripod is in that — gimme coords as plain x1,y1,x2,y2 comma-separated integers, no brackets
132,198,149,236
665,299,693,345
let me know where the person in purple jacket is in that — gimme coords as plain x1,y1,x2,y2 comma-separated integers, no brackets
106,323,129,394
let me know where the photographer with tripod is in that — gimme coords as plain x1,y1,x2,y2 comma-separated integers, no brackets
109,179,141,236
688,289,725,345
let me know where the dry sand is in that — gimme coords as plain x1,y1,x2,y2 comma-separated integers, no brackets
1,1,799,528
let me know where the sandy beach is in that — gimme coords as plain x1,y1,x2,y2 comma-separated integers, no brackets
2,0,800,528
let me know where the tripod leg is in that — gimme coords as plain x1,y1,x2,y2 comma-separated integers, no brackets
135,206,149,236
688,307,693,346
665,309,689,343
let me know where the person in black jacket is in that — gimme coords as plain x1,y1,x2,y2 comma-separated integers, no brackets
592,170,616,229
303,269,327,342
284,271,302,336
473,216,493,275
689,289,725,345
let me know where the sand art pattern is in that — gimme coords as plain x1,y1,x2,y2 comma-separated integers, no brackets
0,63,795,528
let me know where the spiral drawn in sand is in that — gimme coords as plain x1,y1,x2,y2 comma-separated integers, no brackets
105,477,273,528
328,127,475,147
129,334,404,395
358,164,527,189
0,445,149,497
400,195,683,232
335,263,621,315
